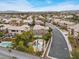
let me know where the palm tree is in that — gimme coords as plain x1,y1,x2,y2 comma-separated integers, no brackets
0,25,4,31
32,16,35,26
20,20,24,26
10,20,17,26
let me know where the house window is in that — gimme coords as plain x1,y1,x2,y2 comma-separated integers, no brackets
11,30,16,32
16,30,18,32
21,30,24,32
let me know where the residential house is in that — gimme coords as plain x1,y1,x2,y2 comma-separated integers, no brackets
33,25,49,36
69,24,79,37
23,19,33,25
35,20,44,25
3,24,30,36
53,19,61,25
58,20,75,29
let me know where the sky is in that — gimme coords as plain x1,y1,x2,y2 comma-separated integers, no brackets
0,0,79,11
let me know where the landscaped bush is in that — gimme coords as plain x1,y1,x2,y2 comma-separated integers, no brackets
16,41,26,52
68,34,79,59
26,46,35,54
71,48,79,59
0,32,4,37
35,51,42,56
68,35,74,44
42,32,51,42
15,31,36,55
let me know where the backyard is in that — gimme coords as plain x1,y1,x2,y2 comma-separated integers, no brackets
14,30,51,56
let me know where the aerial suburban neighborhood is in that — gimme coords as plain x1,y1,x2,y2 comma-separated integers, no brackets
0,11,79,59
0,0,79,59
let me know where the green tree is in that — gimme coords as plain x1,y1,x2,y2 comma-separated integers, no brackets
68,34,75,45
72,49,79,59
0,32,4,37
0,25,4,31
32,16,35,26
71,14,79,23
26,46,34,54
48,27,52,33
42,32,51,42
15,32,35,54
15,31,34,47
17,41,26,52
18,41,24,47
20,20,24,26
15,34,22,45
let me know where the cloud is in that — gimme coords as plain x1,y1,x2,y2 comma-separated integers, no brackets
31,2,79,11
0,0,79,11
0,0,32,11
46,0,52,4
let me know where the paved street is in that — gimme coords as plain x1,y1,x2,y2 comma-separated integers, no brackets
48,24,70,59
0,53,12,59
0,47,40,59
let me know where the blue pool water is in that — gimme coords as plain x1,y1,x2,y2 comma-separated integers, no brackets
0,42,13,48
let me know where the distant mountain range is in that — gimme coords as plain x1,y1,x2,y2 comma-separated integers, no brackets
0,10,20,13
0,10,79,14
60,10,79,14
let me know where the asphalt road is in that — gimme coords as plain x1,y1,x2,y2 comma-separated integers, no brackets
48,27,70,59
0,53,12,59
0,47,40,59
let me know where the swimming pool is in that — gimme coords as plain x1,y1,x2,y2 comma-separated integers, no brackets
0,41,13,48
